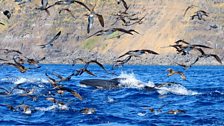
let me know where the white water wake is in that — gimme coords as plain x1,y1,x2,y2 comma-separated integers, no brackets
117,72,199,96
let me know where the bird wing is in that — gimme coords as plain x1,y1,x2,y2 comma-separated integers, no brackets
39,31,61,47
190,56,200,66
195,48,205,55
177,72,186,80
45,73,58,87
118,51,130,58
87,30,104,38
47,31,61,44
0,49,23,54
37,57,46,63
183,5,197,16
95,14,104,27
88,60,107,72
142,49,159,55
59,87,83,100
59,8,75,18
192,44,212,49
84,69,96,76
174,62,189,70
210,54,222,64
74,1,91,12
52,72,64,80
121,0,129,10
198,10,208,16
175,39,189,45
114,28,134,35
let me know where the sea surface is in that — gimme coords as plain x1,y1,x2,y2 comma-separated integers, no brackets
0,64,224,126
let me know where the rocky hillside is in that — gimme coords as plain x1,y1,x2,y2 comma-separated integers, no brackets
0,0,224,65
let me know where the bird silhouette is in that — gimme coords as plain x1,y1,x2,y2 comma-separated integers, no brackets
191,48,222,65
87,28,139,38
1,55,40,73
74,1,104,33
191,10,208,21
118,49,158,59
166,68,186,80
38,31,61,48
164,40,212,55
112,55,132,69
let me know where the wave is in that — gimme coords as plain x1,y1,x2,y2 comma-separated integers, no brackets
117,72,153,89
117,72,199,96
1,76,49,85
155,83,200,96
35,104,69,111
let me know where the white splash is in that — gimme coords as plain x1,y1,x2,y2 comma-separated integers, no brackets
117,72,150,89
35,105,58,111
107,96,115,103
137,112,146,117
13,77,48,85
14,78,27,84
156,83,199,96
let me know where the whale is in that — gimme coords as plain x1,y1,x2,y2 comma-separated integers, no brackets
79,78,155,90
79,78,124,89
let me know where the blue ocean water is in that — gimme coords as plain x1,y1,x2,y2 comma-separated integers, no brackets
0,64,224,126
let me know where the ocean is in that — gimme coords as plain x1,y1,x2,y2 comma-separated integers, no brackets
0,64,224,126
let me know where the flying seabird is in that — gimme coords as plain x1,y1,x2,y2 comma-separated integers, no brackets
74,58,108,72
45,73,83,100
38,31,61,48
191,10,208,21
87,28,139,38
191,48,222,65
166,68,186,80
122,15,146,26
24,56,45,66
118,49,159,59
74,68,96,76
165,40,212,55
174,62,191,70
49,72,75,82
1,55,40,73
74,1,104,33
112,55,132,69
